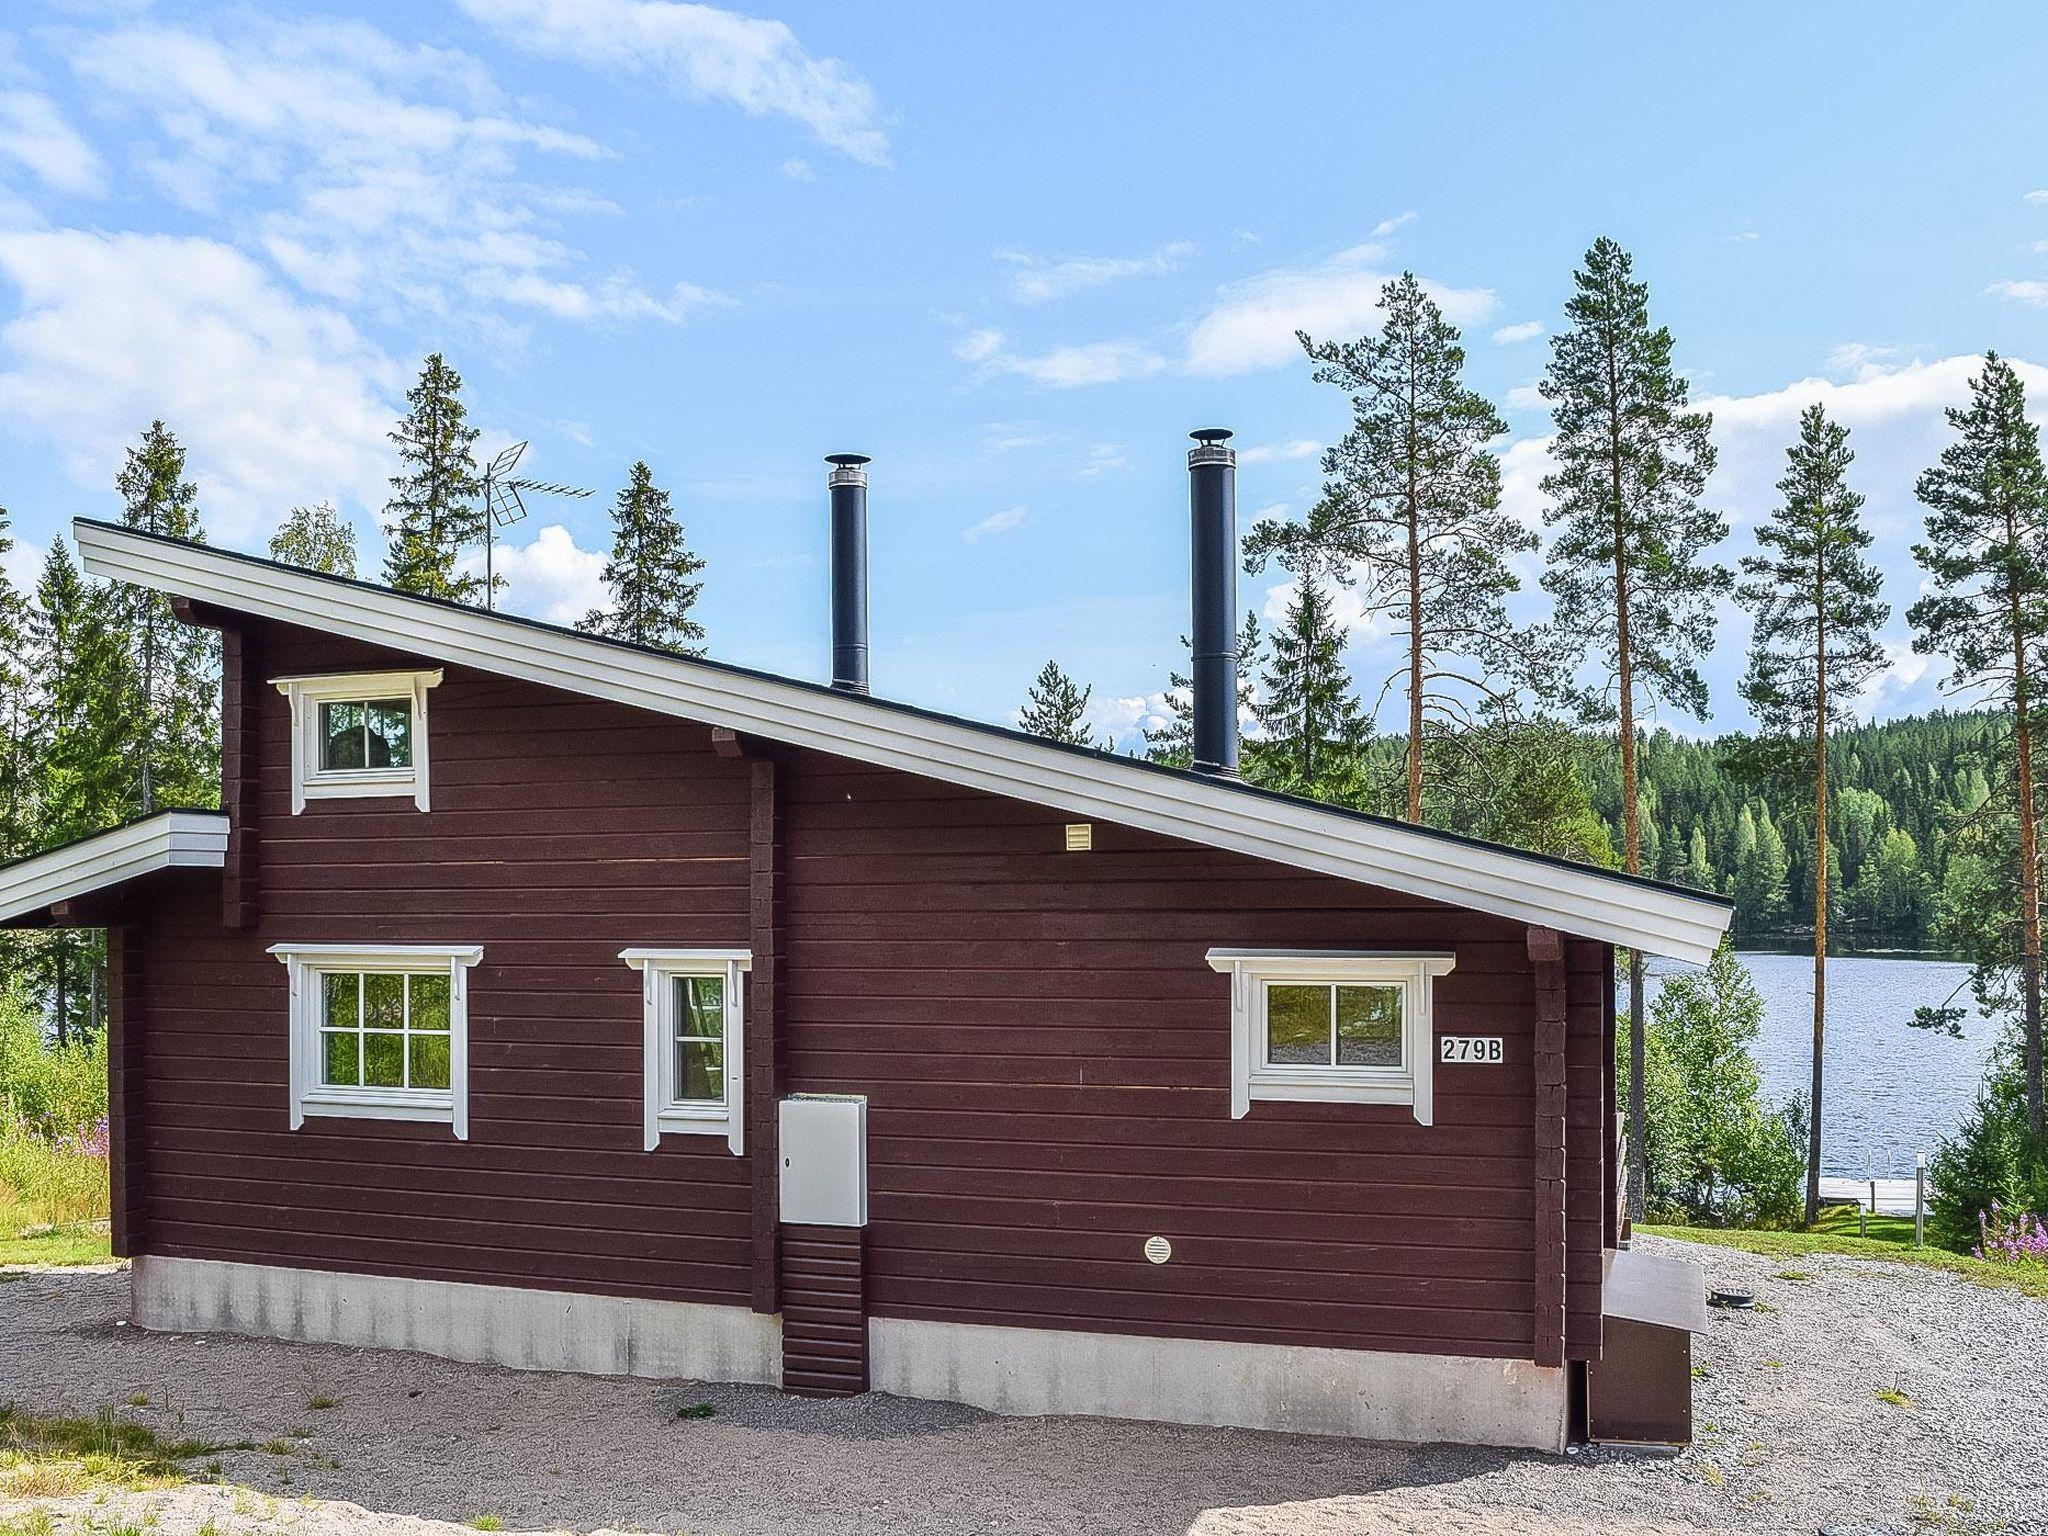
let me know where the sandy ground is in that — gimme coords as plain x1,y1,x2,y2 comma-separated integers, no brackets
2,1236,2042,1536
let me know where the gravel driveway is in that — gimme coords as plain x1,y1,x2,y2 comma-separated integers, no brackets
1,1236,2041,1536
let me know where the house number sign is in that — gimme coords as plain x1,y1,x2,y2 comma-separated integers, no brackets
1439,1036,1505,1064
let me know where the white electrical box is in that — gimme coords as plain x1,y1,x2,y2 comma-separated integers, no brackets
779,1094,868,1227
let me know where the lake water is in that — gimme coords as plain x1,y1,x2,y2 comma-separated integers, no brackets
1643,951,2002,1179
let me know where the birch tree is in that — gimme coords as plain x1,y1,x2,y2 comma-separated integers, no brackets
270,500,358,577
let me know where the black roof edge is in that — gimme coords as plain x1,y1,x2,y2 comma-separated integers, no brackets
78,519,1735,914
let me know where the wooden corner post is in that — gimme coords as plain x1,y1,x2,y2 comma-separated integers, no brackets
1529,924,1568,1370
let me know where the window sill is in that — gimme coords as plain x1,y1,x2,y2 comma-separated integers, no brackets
1246,1074,1418,1108
299,770,424,805
298,1088,457,1131
655,1105,734,1140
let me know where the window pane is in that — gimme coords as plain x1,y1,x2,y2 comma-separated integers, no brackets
363,1031,405,1088
366,700,413,769
1266,984,1330,1066
1336,985,1403,1068
321,702,367,770
363,973,404,1029
409,973,451,1032
409,1032,451,1090
321,1030,361,1087
677,975,724,1040
675,1041,724,1103
321,972,359,1029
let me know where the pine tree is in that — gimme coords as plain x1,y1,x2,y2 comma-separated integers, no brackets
1258,577,1369,801
383,354,483,603
1541,236,1731,1218
1248,275,1527,823
1910,354,2048,1138
578,461,707,653
1144,612,1263,770
1736,403,1888,1221
270,500,358,577
112,422,219,813
1017,661,1095,747
0,492,31,861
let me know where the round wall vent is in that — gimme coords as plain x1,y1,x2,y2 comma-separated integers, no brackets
1143,1235,1172,1264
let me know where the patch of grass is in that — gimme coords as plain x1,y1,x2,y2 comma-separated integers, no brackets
1774,1268,1812,1282
304,1396,338,1412
1875,1385,1915,1407
258,1439,295,1457
1761,1359,1784,1369
125,1394,150,1409
0,1513,56,1536
1641,1204,2048,1299
0,1220,113,1268
468,1515,505,1531
0,1404,220,1496
674,1401,716,1420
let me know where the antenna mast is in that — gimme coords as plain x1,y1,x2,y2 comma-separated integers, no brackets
479,441,593,611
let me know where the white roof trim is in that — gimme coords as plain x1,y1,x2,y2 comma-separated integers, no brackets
0,810,228,923
76,521,1734,963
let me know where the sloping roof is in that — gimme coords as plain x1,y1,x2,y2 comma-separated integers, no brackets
76,519,1734,962
0,810,228,925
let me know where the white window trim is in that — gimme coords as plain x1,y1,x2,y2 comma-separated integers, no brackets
269,942,483,1139
272,669,443,815
1206,949,1456,1126
620,948,751,1155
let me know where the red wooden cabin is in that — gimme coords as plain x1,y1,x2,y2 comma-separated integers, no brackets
0,434,1729,1450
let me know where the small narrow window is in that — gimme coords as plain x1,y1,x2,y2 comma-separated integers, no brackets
1207,950,1455,1125
274,670,441,814
272,943,482,1138
621,949,751,1154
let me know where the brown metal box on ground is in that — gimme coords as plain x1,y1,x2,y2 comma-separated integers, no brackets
1587,1249,1708,1447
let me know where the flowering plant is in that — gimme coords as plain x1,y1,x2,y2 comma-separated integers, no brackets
1976,1202,2048,1266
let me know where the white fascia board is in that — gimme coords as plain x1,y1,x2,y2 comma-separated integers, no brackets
0,811,228,923
77,521,1734,962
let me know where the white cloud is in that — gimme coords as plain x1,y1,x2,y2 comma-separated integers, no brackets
1989,278,2048,306
780,156,813,181
0,90,102,195
1826,341,1903,380
1491,320,1544,345
1369,210,1417,239
1236,438,1321,465
1183,243,1495,378
1090,690,1174,751
1505,382,1547,412
70,14,708,335
962,504,1028,542
1078,443,1125,477
457,0,889,166
469,521,608,624
958,329,1169,388
1,526,44,595
995,241,1193,304
953,328,1005,364
2026,190,2048,206
0,229,399,541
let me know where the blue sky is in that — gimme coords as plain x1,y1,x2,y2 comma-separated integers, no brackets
5,2,2048,745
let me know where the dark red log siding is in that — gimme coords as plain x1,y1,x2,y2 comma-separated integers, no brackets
125,616,1617,1364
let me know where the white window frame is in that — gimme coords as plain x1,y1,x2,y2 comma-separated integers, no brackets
1205,949,1456,1126
620,948,751,1154
272,669,443,815
269,942,483,1139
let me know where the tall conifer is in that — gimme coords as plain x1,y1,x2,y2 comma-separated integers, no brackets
1909,354,2048,1138
1018,661,1094,747
1540,236,1730,1217
1737,404,1887,1219
1258,576,1369,802
578,461,706,653
113,421,218,813
0,493,30,861
1249,274,1523,821
383,354,483,603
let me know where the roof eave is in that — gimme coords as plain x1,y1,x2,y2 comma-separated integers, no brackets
0,810,229,925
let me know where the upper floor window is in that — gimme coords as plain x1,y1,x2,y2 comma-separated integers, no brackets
273,669,442,814
270,942,483,1139
620,948,751,1154
1205,949,1457,1126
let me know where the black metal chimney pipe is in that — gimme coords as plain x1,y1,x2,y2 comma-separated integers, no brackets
827,453,871,694
1188,428,1239,777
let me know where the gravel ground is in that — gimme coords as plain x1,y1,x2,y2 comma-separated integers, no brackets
1,1236,2042,1536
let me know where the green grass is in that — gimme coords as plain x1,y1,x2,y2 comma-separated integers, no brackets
468,1515,506,1531
1641,1204,2048,1298
0,1404,222,1496
0,1221,112,1268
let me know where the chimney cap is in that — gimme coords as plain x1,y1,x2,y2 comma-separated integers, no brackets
1189,427,1234,445
826,452,872,467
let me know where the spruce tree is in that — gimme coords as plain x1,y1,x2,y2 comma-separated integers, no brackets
1018,661,1095,747
1249,274,1524,822
270,500,358,576
383,354,484,603
0,492,31,860
112,421,219,813
1540,236,1730,1218
1258,577,1369,802
1736,403,1888,1219
1909,354,2048,1138
578,461,707,653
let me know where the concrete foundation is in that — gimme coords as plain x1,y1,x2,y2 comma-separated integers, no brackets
872,1315,1569,1450
131,1256,781,1386
131,1256,1567,1450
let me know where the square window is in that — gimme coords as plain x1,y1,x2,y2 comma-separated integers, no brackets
623,950,750,1154
676,1042,724,1103
277,671,439,814
1336,985,1403,1069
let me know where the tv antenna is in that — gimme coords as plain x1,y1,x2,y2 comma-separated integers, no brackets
480,441,593,611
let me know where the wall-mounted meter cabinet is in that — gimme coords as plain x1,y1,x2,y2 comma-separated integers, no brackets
779,1093,869,1227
